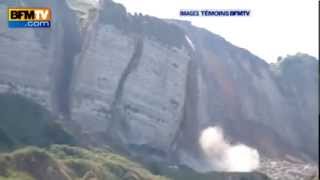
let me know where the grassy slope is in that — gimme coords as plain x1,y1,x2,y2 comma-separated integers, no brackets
0,145,168,180
0,145,273,180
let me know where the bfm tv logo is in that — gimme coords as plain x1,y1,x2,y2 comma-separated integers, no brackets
8,8,51,28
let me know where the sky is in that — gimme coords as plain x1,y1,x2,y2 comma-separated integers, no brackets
113,0,318,63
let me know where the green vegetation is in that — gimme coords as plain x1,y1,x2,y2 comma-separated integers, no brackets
0,145,270,180
0,145,168,180
0,93,76,151
0,144,272,180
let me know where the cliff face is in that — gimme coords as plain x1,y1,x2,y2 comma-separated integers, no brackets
71,1,191,152
0,0,318,172
0,0,81,117
173,22,318,168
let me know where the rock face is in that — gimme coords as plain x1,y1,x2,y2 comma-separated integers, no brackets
0,0,318,173
259,157,318,180
0,0,81,117
71,1,191,152
172,22,318,168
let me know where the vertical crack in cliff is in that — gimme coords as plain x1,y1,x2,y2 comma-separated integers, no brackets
177,57,201,150
53,0,101,120
55,30,81,119
108,36,144,141
172,40,210,168
114,37,143,102
53,7,82,119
